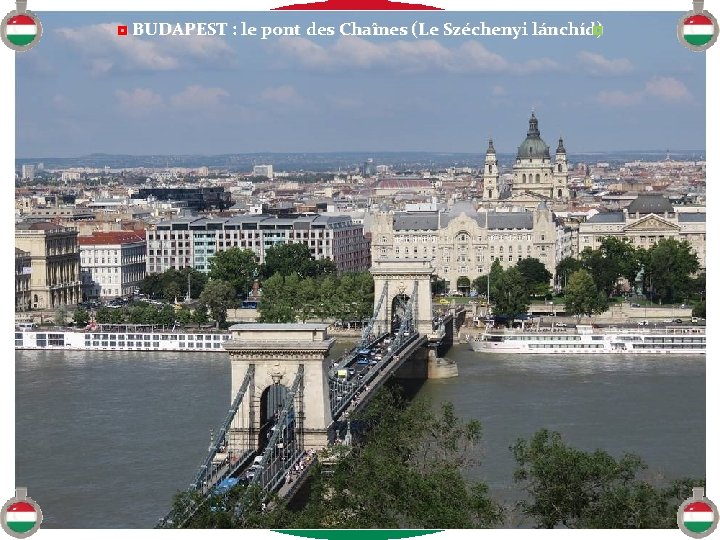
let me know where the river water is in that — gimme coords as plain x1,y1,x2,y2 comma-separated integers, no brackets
15,345,705,528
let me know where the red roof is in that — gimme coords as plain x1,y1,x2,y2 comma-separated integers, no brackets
78,231,145,246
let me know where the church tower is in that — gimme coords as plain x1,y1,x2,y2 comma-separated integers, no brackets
511,111,554,199
482,138,499,201
553,137,568,199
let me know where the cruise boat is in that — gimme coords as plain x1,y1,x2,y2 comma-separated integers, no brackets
469,324,705,354
15,327,231,352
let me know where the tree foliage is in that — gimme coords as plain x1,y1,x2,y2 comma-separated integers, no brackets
208,248,258,300
140,267,207,301
199,280,236,327
259,271,374,324
515,257,552,296
555,256,583,288
511,429,703,528
490,267,530,321
563,269,608,320
72,306,90,327
260,243,336,280
643,238,699,303
580,237,642,296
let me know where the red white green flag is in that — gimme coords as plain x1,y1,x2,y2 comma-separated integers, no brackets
682,501,715,534
5,14,38,47
4,501,38,534
682,14,715,46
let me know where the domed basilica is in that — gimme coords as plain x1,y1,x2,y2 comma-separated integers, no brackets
483,112,568,205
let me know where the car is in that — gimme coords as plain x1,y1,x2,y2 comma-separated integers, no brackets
631,303,641,308
673,318,683,324
555,322,567,327
637,320,649,326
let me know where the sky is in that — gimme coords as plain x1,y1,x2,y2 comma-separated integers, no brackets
16,11,706,157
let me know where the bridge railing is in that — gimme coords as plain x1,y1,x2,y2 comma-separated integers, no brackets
191,364,255,491
235,365,305,519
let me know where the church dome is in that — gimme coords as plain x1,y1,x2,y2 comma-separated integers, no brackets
517,112,550,159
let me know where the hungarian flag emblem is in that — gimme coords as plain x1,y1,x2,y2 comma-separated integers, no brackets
4,501,38,534
4,14,38,47
682,14,716,47
682,500,716,534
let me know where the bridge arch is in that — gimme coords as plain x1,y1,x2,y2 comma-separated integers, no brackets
370,258,434,336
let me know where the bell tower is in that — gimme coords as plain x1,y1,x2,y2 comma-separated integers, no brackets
482,138,499,201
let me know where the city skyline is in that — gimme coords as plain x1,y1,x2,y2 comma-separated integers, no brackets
16,11,705,157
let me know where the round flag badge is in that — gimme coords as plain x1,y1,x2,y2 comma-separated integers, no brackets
1,488,43,538
678,487,719,538
677,8,719,51
1,5,42,52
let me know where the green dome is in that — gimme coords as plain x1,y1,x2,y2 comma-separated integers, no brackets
517,112,550,159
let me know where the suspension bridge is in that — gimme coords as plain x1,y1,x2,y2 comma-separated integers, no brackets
158,259,462,527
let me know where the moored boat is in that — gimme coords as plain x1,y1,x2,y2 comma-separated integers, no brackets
469,324,705,354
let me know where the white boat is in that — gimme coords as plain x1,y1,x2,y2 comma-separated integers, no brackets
15,327,231,352
468,324,705,354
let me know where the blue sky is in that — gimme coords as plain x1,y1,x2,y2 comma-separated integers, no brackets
16,11,706,157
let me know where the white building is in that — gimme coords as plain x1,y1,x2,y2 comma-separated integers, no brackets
253,165,274,179
79,231,146,299
145,214,370,275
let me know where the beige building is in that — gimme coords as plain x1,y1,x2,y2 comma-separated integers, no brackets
371,201,572,291
15,248,32,312
579,194,706,267
15,222,82,310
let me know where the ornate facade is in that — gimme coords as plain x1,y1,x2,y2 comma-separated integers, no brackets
578,194,706,268
484,112,568,206
371,201,574,291
15,222,82,309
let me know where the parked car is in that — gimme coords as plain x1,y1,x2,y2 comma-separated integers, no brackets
631,303,641,308
673,318,683,324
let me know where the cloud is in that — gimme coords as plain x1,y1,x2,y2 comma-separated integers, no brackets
491,85,507,96
644,76,692,102
169,85,229,109
260,85,303,105
56,23,235,73
115,88,165,112
594,76,692,107
594,90,643,107
577,51,633,75
272,36,560,75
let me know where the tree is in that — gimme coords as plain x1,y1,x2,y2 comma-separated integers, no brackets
199,280,236,328
643,238,699,303
516,257,552,296
457,276,471,294
54,305,68,326
208,248,258,300
261,243,336,279
555,256,582,290
258,273,296,323
192,303,209,325
564,269,608,321
580,238,641,296
490,267,529,321
72,306,89,327
511,429,703,528
265,389,503,529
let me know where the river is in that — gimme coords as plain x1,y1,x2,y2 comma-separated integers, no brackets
15,345,705,528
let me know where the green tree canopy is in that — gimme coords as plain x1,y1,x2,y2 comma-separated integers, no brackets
555,256,583,289
199,280,236,327
563,269,608,320
515,257,552,295
261,243,336,279
643,238,700,303
490,266,529,321
140,267,207,301
580,237,641,296
72,306,89,327
512,429,703,528
208,248,258,300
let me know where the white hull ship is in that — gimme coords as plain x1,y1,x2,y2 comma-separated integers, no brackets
15,327,231,352
469,324,705,355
